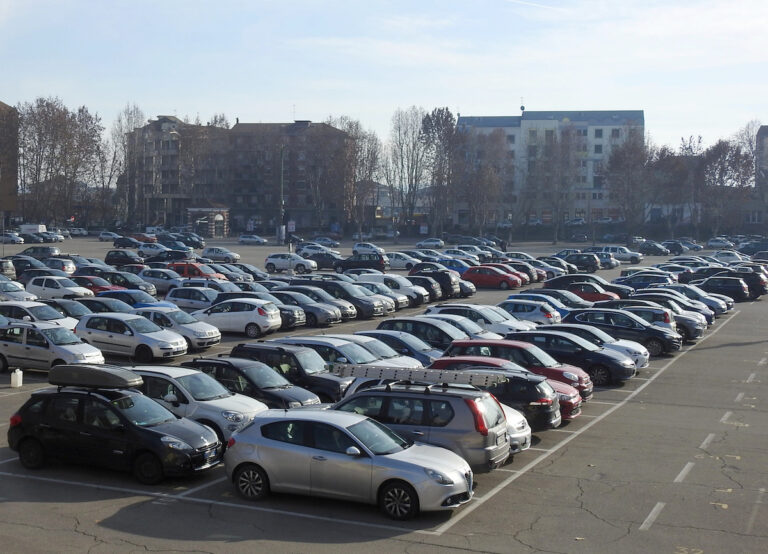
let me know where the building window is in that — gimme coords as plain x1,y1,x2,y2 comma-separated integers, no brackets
508,151,516,160
528,129,537,141
611,128,621,138
592,192,603,200
527,145,538,158
594,129,603,139
594,175,605,188
580,160,588,169
577,129,587,136
594,144,603,154
506,134,516,144
545,130,554,143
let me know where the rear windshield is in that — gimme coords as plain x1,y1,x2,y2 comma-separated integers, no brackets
477,396,506,429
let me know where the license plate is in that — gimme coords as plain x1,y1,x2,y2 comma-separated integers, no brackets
496,433,508,446
205,448,218,461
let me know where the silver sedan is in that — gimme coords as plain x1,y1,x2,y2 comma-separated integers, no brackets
224,410,473,520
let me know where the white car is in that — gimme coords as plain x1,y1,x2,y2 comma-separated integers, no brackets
0,280,38,301
264,253,317,274
98,231,121,241
707,237,734,249
0,301,79,330
165,286,219,312
296,243,339,257
1,232,23,244
424,303,535,334
505,252,536,261
192,298,281,338
386,252,420,270
500,404,531,455
133,306,221,351
130,366,267,441
324,334,423,368
356,274,430,306
416,238,445,249
75,312,187,362
0,321,104,371
68,228,89,236
137,242,170,257
712,250,747,264
353,242,384,255
599,245,643,264
496,299,562,325
25,276,94,299
239,234,268,245
444,248,480,263
313,236,340,248
201,247,241,263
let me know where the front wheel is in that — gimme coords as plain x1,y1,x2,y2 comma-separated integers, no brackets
334,265,344,274
645,338,664,357
379,481,419,520
245,323,262,338
133,452,164,485
0,354,8,373
589,365,612,387
405,263,413,270
306,313,318,327
295,265,305,274
631,257,640,265
19,438,45,469
135,345,154,363
499,281,509,290
265,263,276,273
234,463,270,500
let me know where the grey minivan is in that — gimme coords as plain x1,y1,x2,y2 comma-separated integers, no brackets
376,316,469,350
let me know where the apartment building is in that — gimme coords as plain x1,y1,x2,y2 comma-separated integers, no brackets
0,101,19,216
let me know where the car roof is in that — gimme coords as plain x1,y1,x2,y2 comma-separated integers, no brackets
0,300,47,308
132,306,180,313
130,365,199,378
435,355,515,366
81,312,145,321
450,339,532,348
234,342,310,353
0,320,63,330
276,336,351,347
257,408,367,426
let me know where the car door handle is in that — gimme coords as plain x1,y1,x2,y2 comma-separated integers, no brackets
79,431,92,437
312,455,326,461
412,431,425,436
39,424,51,429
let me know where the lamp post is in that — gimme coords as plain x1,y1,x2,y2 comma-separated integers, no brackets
276,144,286,246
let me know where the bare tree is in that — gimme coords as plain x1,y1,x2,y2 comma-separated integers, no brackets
421,107,459,234
700,139,754,235
209,113,230,129
112,103,146,224
605,128,653,239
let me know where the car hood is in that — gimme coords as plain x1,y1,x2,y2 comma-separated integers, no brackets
473,330,503,340
178,321,220,335
48,316,79,330
0,290,38,301
134,300,176,309
386,442,470,473
197,393,268,416
500,403,527,428
367,355,422,368
67,342,105,358
611,339,647,354
267,385,319,405
143,329,187,344
143,417,219,449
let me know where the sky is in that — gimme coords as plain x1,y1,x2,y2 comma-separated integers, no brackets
1,0,766,148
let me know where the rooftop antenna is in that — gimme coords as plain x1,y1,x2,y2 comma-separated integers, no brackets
520,97,525,113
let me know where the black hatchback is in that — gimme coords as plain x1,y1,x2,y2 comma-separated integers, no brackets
181,356,321,408
7,365,221,484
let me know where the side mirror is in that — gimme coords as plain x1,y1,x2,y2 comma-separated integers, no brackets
400,348,409,355
110,423,126,432
163,393,179,406
336,357,348,364
345,446,362,457
22,316,32,322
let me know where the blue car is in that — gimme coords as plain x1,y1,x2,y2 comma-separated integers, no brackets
439,258,472,275
505,293,571,317
355,330,444,366
98,289,175,309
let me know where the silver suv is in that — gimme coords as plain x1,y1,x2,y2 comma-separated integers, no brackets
264,253,317,274
0,322,104,371
333,383,510,472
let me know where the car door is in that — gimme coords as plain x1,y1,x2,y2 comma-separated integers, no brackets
204,301,236,332
79,397,132,469
81,316,115,353
169,288,192,310
258,420,312,494
0,326,27,368
308,422,373,501
23,328,53,369
379,395,429,443
139,375,192,417
39,395,83,461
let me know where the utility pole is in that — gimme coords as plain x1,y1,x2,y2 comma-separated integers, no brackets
276,144,286,246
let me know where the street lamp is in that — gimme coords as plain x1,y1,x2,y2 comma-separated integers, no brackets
276,144,286,246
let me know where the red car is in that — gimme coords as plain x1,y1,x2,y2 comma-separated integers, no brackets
483,263,530,285
566,282,620,302
128,233,157,243
442,340,593,402
167,262,226,280
462,266,521,290
70,275,127,294
430,354,583,420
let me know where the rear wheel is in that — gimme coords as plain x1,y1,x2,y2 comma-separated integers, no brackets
499,281,509,290
19,438,45,469
295,264,305,274
306,313,318,327
631,257,640,265
589,365,612,386
135,345,154,363
645,338,664,357
266,263,276,273
405,263,413,271
334,265,344,274
379,480,419,520
234,463,270,500
245,323,262,338
133,452,164,485
51,359,65,368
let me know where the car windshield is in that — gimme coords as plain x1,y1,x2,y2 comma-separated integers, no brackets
164,270,182,279
286,292,314,304
177,372,231,400
524,344,561,367
356,338,399,359
572,325,615,344
338,343,378,364
441,316,483,335
121,273,144,285
55,301,91,318
41,327,81,345
388,275,411,287
357,286,376,297
101,298,133,312
127,317,162,333
477,306,507,323
28,305,67,321
393,332,434,352
294,349,328,374
560,333,599,352
88,277,112,286
0,282,24,292
685,285,706,298
241,363,290,388
347,418,409,455
198,264,217,274
255,293,281,304
54,278,78,288
338,283,365,298
168,310,197,324
125,290,156,303
112,394,176,427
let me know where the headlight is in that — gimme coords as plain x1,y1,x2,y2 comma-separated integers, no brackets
194,330,208,338
558,393,569,401
287,401,302,408
424,468,454,485
222,410,245,423
621,359,635,367
74,352,86,361
562,371,579,382
158,342,173,348
161,436,191,450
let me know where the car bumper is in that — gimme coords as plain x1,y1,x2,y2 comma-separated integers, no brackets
194,336,222,348
164,442,223,476
416,473,474,512
508,428,532,454
156,345,188,358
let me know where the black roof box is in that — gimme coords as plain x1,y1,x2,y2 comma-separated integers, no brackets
49,364,143,389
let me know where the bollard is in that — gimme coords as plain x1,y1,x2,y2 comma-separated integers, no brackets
10,369,23,388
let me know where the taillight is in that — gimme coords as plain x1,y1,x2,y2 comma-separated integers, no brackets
542,307,553,317
9,413,21,427
530,398,553,406
464,398,488,436
663,311,671,324
257,307,267,316
227,437,236,448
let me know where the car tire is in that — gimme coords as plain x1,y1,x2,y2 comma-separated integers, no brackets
589,365,612,387
135,345,154,363
631,257,640,265
133,452,164,485
0,354,8,373
678,327,690,342
295,265,305,274
379,480,419,520
51,359,65,368
405,263,413,271
226,257,234,263
18,438,45,469
353,250,358,256
245,323,261,338
499,281,509,290
234,463,270,500
334,265,343,274
645,338,664,357
265,263,276,273
306,313,318,327
138,251,145,257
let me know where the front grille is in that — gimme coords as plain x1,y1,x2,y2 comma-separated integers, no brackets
464,471,473,492
190,442,220,468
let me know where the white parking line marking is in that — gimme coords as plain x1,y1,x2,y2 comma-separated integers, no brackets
673,462,695,483
631,377,650,381
550,429,576,433
579,414,598,418
746,488,765,533
0,457,17,465
0,471,429,535
720,411,733,424
588,401,619,406
494,468,518,473
639,502,666,531
175,476,227,497
735,392,744,403
526,447,550,452
432,310,740,536
746,373,756,383
758,358,767,366
699,433,716,450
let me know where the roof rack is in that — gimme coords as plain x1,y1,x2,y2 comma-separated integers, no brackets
329,364,508,387
48,364,143,390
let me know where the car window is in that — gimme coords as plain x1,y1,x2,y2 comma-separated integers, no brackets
26,330,48,347
0,326,24,343
83,397,122,429
86,316,109,331
48,396,80,423
261,420,307,445
428,399,454,427
337,395,384,418
383,397,425,425
311,422,357,453
143,376,186,403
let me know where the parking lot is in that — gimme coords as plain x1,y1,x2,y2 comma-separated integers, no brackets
1,237,766,552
